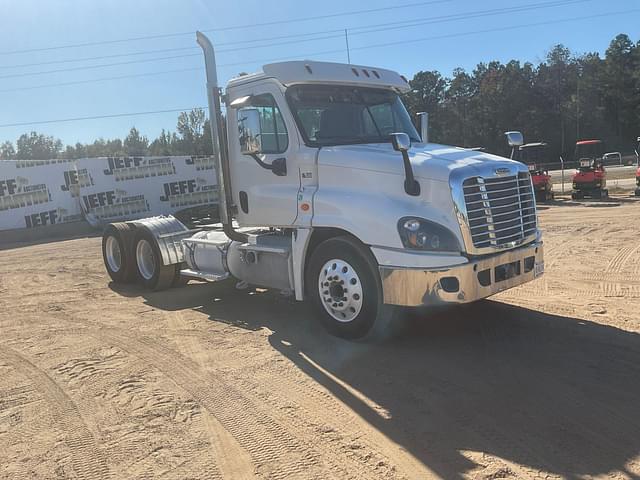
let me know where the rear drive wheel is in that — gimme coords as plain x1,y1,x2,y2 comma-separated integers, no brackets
307,236,397,340
102,223,136,283
133,229,176,291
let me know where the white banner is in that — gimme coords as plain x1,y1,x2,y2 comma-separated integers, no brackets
0,159,82,231
77,156,218,226
0,156,219,232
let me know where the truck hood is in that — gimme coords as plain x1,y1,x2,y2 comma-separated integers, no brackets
317,142,522,182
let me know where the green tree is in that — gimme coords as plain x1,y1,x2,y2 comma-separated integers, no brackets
601,34,638,149
404,71,448,140
0,141,15,159
123,127,149,156
15,132,63,160
176,108,209,155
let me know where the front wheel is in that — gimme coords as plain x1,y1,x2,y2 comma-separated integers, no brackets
306,236,397,340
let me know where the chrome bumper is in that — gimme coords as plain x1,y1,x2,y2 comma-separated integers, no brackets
380,241,543,307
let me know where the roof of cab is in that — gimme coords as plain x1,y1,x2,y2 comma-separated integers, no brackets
228,60,411,92
520,142,548,149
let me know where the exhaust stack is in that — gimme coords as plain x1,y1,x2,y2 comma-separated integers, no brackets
418,112,429,144
196,31,247,242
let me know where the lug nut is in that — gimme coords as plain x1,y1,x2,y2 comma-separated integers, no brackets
353,293,360,300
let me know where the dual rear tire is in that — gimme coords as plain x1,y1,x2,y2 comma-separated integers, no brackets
102,223,137,284
102,223,186,291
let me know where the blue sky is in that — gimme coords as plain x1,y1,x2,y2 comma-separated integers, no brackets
0,0,637,146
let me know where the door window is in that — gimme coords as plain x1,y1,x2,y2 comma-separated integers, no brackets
249,94,289,154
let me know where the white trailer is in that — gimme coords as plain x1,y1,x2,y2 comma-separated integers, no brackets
101,32,544,340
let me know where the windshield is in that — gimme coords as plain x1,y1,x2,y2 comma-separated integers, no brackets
519,145,547,164
286,85,420,147
575,142,603,160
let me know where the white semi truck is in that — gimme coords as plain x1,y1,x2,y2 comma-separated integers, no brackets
101,32,544,339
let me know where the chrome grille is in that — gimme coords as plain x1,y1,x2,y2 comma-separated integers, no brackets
462,172,537,249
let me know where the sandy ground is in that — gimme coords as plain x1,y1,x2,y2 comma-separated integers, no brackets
1,196,640,480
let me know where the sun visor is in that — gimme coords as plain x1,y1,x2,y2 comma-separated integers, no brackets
263,61,411,93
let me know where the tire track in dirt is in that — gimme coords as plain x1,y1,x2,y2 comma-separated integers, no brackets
0,343,111,480
583,241,640,297
90,327,327,479
167,309,428,479
50,340,223,479
588,243,640,281
237,354,432,479
605,243,640,275
167,311,255,480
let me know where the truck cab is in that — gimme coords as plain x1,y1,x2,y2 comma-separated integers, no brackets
101,32,544,340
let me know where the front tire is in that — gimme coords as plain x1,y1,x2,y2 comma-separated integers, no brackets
306,236,396,340
133,229,176,291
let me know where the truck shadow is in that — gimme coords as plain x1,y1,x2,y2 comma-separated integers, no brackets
141,282,640,479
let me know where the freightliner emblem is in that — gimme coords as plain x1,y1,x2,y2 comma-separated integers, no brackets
494,167,511,176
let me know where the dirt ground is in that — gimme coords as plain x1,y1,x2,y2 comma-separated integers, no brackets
1,196,640,480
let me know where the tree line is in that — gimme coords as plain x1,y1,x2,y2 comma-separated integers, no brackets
0,33,637,163
404,33,639,161
0,109,213,160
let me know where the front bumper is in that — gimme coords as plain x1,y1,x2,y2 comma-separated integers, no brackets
380,241,543,306
573,181,602,190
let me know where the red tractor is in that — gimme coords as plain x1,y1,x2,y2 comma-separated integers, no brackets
518,142,554,202
571,139,608,199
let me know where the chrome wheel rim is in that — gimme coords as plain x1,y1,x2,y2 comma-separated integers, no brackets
136,239,156,280
105,236,122,273
318,259,363,323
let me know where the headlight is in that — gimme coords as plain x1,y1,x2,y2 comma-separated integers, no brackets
397,217,461,252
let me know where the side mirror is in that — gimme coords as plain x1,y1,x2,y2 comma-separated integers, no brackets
504,131,524,147
391,132,411,152
390,132,420,196
238,108,262,155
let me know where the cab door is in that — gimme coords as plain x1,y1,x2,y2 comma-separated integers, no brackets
227,81,300,227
